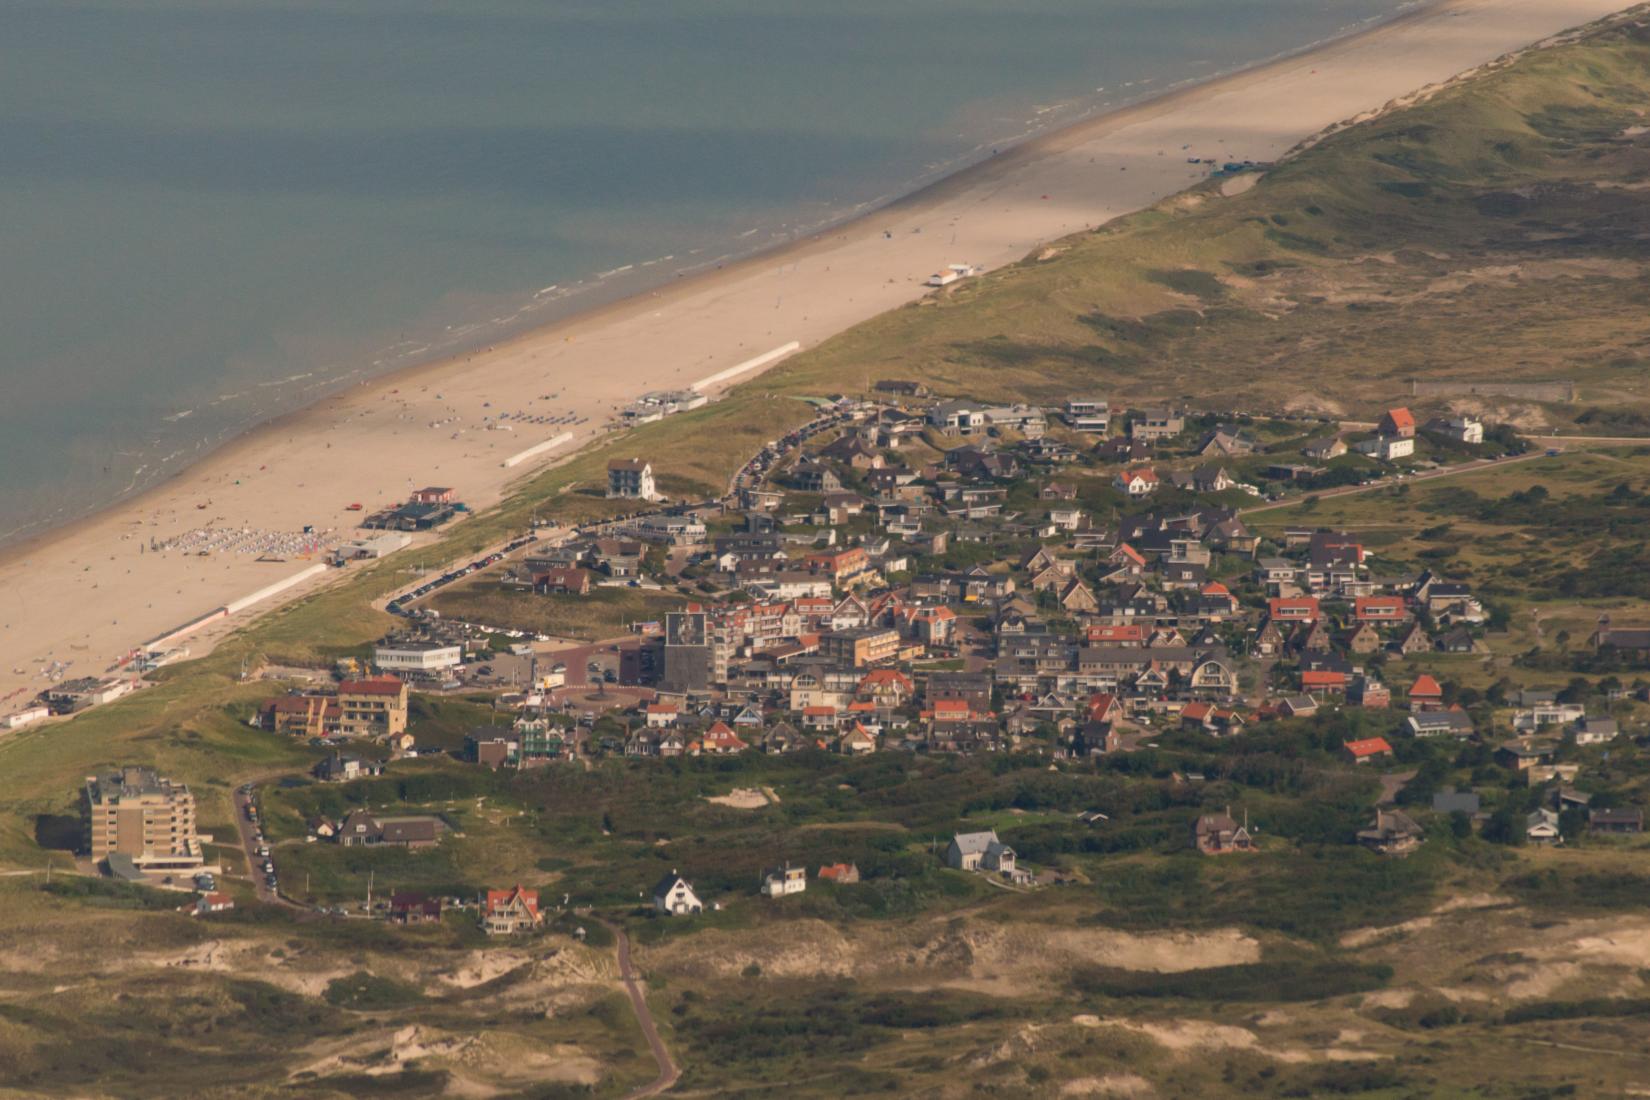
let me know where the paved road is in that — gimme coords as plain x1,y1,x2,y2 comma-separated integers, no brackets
1239,451,1546,516
231,776,304,909
597,919,680,1099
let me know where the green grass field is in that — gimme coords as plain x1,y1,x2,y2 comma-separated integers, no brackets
424,577,687,641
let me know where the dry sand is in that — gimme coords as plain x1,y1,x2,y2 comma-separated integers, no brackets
0,0,1633,709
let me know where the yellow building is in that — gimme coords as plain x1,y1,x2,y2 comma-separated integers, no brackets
821,627,900,669
337,676,409,738
84,767,203,871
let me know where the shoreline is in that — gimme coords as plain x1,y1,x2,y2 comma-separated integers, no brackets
0,0,1427,561
0,0,1632,706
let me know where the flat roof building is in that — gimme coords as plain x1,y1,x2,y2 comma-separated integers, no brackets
374,639,463,675
84,766,203,872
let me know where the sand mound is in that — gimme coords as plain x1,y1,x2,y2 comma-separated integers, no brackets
916,922,1259,978
1060,1074,1155,1098
1097,1017,1260,1054
439,950,535,989
294,1025,603,1089
706,787,770,809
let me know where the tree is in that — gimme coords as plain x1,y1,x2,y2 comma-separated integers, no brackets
1482,807,1525,847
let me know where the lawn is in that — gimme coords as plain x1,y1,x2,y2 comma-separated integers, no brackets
424,576,687,640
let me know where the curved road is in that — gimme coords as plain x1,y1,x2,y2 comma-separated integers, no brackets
597,918,680,1099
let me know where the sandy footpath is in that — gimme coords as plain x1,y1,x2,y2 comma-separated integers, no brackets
0,0,1631,708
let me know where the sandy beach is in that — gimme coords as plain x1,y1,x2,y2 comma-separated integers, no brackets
0,0,1632,710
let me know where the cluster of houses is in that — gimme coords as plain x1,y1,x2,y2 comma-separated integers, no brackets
219,388,1646,908
382,389,1636,791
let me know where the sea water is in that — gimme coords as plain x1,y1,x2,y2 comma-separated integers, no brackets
0,0,1408,544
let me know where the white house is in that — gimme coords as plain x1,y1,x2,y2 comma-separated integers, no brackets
946,830,1016,874
653,871,704,915
1574,715,1619,745
762,863,807,898
983,404,1048,438
644,702,680,728
607,458,657,501
926,400,989,436
1353,435,1414,461
1425,416,1484,444
1113,467,1159,496
1064,398,1110,433
1526,807,1562,845
1513,702,1585,731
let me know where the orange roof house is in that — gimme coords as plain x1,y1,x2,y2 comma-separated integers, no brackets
1408,674,1444,708
1354,596,1408,622
1344,737,1394,764
1088,623,1146,646
1302,669,1347,693
1379,407,1417,438
1268,597,1320,621
482,885,542,935
858,669,914,702
700,721,748,754
1086,693,1120,724
1181,702,1214,728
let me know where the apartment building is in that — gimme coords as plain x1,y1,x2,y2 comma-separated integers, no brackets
337,676,409,738
821,626,900,668
84,766,203,871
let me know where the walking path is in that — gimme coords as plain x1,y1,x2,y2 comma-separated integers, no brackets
596,918,681,1099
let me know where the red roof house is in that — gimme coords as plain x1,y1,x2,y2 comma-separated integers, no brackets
1379,408,1417,438
1408,674,1444,709
818,862,861,883
1268,597,1320,622
482,885,541,935
1344,737,1394,764
1354,596,1408,622
1301,669,1347,694
699,721,748,755
1088,623,1146,646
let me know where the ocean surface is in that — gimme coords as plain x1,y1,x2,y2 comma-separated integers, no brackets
0,0,1410,545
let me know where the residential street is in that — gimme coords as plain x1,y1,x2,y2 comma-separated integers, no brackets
231,777,302,909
